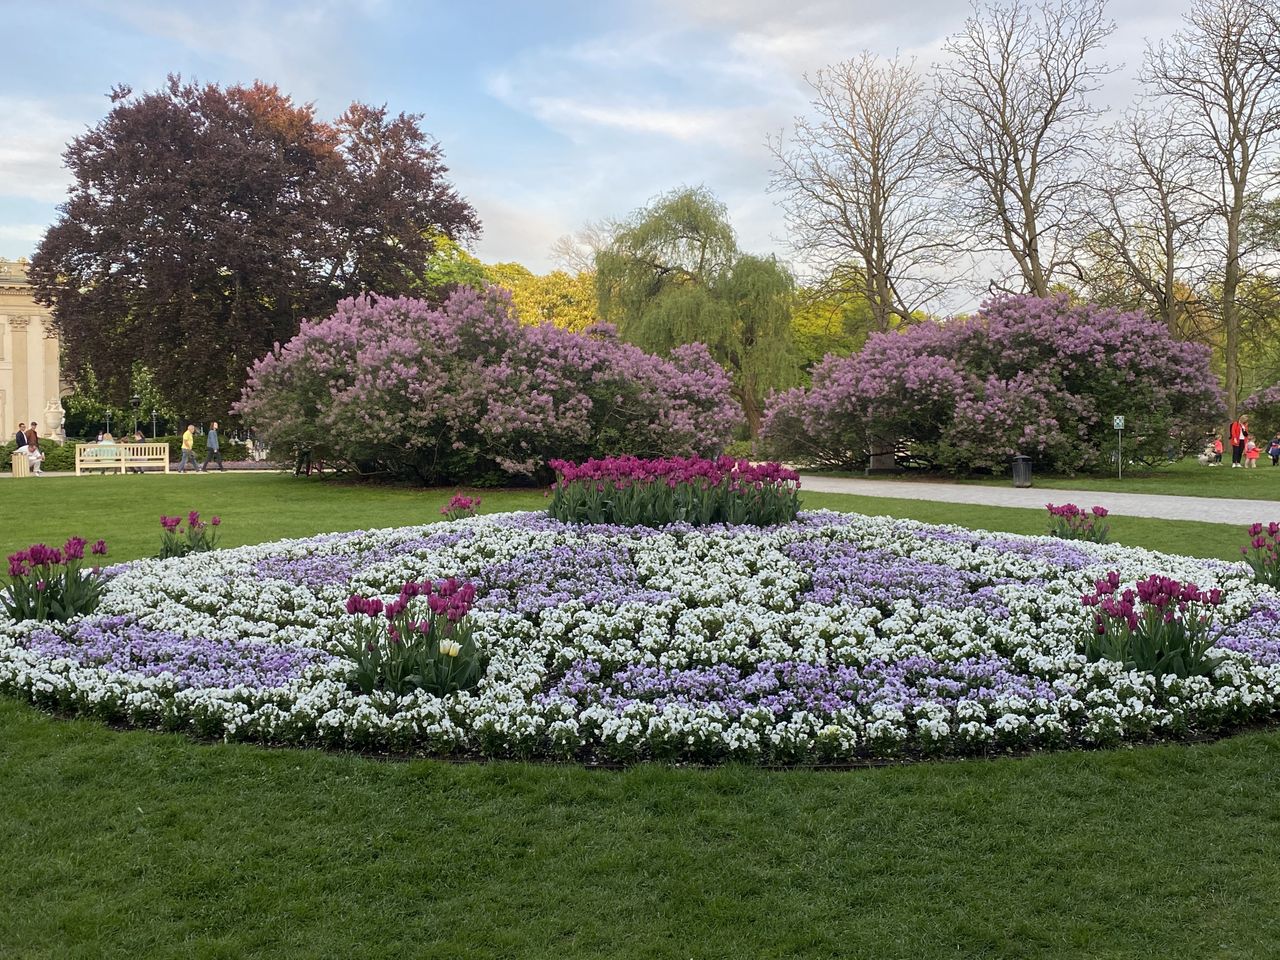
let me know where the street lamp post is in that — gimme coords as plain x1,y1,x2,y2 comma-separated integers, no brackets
151,410,158,439
131,394,141,435
104,410,111,437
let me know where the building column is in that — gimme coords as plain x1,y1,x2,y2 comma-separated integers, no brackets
9,316,29,423
42,327,63,439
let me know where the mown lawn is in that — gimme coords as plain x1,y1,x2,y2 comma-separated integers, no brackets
0,471,1263,562
2,472,1278,958
811,454,1280,501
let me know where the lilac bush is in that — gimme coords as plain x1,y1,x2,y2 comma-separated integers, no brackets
762,294,1224,473
1243,383,1280,437
236,285,742,484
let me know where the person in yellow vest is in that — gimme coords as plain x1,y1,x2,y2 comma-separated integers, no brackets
179,424,198,473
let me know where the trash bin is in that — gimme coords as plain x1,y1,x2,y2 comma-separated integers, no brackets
1011,455,1032,488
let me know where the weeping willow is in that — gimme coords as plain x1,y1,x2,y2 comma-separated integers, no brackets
595,187,797,435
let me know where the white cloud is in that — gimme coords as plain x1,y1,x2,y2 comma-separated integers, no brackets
0,223,47,259
89,0,378,108
524,96,758,146
0,97,82,204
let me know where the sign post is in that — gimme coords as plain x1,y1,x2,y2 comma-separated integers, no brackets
1113,415,1125,480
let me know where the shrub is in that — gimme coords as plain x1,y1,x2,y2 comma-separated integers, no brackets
547,456,801,527
1,439,76,473
3,537,109,622
159,511,221,560
1242,522,1280,588
236,286,742,485
1046,503,1111,543
761,294,1225,474
1079,572,1223,679
338,579,484,696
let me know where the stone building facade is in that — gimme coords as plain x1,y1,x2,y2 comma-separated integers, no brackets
0,258,65,441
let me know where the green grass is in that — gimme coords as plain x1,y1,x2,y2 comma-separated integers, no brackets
0,473,545,562
3,473,1279,957
0,472,1255,563
811,455,1280,500
3,699,1279,959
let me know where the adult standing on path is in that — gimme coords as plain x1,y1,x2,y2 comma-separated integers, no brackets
179,424,198,473
1230,415,1250,468
14,422,27,450
200,420,224,472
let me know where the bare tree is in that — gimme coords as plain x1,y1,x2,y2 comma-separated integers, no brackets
934,0,1114,297
1081,108,1215,335
768,53,952,332
549,218,618,273
1145,0,1280,418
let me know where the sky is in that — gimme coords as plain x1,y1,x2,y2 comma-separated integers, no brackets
0,0,1192,281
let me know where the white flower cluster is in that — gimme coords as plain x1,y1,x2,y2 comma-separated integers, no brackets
1,510,1276,764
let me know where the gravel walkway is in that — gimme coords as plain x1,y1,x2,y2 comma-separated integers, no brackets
799,474,1278,526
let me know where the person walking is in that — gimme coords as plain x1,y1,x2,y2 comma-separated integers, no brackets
179,423,198,473
1269,435,1280,467
14,422,26,450
1213,436,1224,464
1230,416,1250,467
200,420,224,472
1246,438,1260,468
24,422,44,475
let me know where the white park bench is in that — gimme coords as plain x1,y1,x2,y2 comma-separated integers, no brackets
75,442,171,475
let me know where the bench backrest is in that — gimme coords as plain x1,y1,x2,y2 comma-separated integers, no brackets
75,443,169,461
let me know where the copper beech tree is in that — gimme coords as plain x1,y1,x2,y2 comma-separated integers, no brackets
31,77,480,417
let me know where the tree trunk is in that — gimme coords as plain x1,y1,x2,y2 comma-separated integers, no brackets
1223,260,1241,421
866,431,899,473
740,389,762,440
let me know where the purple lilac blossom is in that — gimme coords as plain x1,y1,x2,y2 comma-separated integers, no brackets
476,543,673,615
762,294,1224,474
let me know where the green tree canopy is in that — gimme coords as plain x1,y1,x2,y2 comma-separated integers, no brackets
595,187,796,435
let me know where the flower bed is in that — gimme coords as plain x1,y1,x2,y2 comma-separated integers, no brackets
2,511,1279,764
548,456,800,527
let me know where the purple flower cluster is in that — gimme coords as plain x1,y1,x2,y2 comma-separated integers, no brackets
1082,570,1224,633
549,455,799,488
441,493,481,520
476,543,673,616
911,526,1096,570
253,553,357,590
1214,604,1280,666
539,655,1062,721
22,615,333,689
9,537,107,577
785,540,1012,615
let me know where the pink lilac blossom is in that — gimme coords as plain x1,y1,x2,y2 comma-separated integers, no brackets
762,294,1224,473
236,285,742,483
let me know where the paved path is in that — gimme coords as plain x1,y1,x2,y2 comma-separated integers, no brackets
799,474,1278,526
